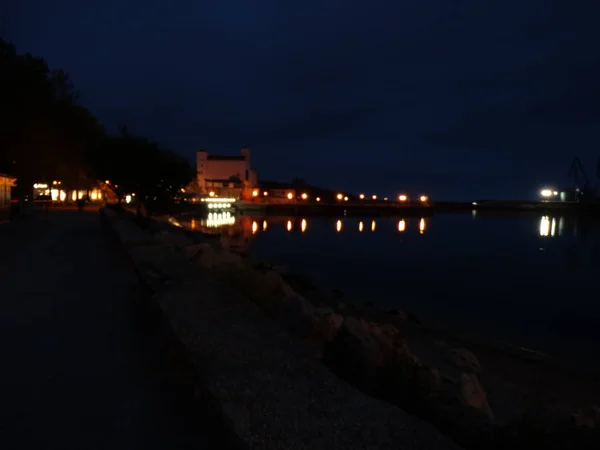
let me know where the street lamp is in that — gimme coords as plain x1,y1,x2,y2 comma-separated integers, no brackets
336,193,343,200
398,194,408,202
372,195,377,200
359,194,365,200
287,192,293,200
301,193,308,200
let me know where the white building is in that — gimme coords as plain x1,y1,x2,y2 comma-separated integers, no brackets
196,147,258,198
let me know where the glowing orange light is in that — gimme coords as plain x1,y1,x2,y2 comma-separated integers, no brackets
301,218,307,232
263,220,268,231
252,190,259,197
336,220,343,232
359,221,364,232
419,218,426,234
336,193,343,200
359,194,365,200
263,191,268,196
372,195,377,200
420,195,428,202
287,192,293,200
398,194,408,202
316,197,321,202
209,191,215,197
252,221,258,234
371,220,376,232
398,219,406,232
287,220,292,231
301,193,308,200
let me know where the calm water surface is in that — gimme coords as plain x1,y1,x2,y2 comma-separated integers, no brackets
190,212,600,367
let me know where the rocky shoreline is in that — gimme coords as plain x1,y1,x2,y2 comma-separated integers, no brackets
122,209,600,449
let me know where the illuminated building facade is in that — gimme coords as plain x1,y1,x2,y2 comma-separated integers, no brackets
196,147,258,198
0,173,16,221
32,180,105,204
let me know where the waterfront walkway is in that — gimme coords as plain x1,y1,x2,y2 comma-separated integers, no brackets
0,210,233,449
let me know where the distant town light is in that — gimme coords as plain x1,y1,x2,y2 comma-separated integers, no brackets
336,220,342,232
359,194,365,200
419,195,428,202
398,194,408,202
301,193,308,200
371,220,376,232
358,221,364,232
316,197,321,202
263,191,268,196
419,218,426,234
540,189,553,197
125,194,132,204
301,218,307,232
344,196,349,201
252,221,258,234
372,195,377,200
209,191,215,197
263,220,268,231
287,220,292,231
398,219,406,232
33,183,48,189
105,180,110,185
287,192,293,200
384,197,388,201
553,191,558,196
336,193,343,200
252,189,259,197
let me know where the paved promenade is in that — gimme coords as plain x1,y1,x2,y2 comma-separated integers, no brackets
0,210,233,449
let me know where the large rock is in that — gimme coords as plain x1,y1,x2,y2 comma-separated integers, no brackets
264,270,295,298
313,307,343,342
153,230,192,248
447,348,481,373
324,317,385,388
370,323,413,365
279,293,317,336
215,250,243,268
182,243,212,260
458,372,494,422
572,405,600,429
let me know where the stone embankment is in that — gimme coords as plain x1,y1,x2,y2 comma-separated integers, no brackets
101,207,462,450
102,208,600,450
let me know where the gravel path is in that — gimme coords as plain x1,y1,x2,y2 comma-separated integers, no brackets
0,210,235,449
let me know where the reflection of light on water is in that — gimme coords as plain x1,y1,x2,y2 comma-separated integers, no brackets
472,209,477,219
336,220,343,232
204,211,235,228
287,220,292,231
371,220,376,232
252,221,258,234
539,216,550,236
263,220,268,231
398,219,406,232
558,217,564,236
190,218,196,230
301,218,307,233
168,217,182,227
419,218,426,234
551,217,556,237
358,221,364,232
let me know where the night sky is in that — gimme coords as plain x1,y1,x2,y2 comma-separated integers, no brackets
3,1,600,200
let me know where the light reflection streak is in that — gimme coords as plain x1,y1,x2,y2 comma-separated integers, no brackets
252,221,258,234
358,221,364,232
287,220,292,231
371,220,376,232
398,219,406,232
336,220,343,232
301,218,307,233
419,218,426,234
263,220,268,231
